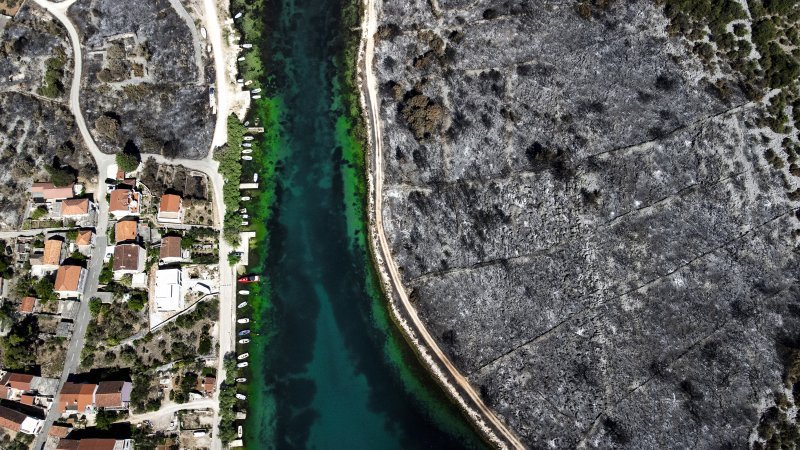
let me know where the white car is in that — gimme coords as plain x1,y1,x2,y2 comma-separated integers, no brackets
237,318,250,324
237,362,248,368
238,353,249,360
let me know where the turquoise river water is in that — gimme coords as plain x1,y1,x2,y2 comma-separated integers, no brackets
239,0,491,448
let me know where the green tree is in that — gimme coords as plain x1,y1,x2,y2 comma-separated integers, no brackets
116,152,140,173
45,165,75,187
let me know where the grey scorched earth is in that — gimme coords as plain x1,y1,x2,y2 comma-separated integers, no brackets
375,0,800,448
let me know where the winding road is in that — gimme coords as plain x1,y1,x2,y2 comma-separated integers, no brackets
28,0,235,448
359,0,525,449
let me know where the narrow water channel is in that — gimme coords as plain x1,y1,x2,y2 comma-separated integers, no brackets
241,0,489,448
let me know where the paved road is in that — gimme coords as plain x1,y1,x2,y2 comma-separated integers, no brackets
30,0,114,447
30,0,236,448
359,1,524,449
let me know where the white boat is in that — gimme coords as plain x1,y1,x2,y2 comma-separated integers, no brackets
236,362,248,368
252,94,261,99
237,318,250,324
238,339,249,345
234,12,243,19
238,330,250,336
240,208,248,213
241,221,249,226
236,393,247,400
245,80,253,86
238,353,249,360
253,173,259,182
242,149,253,154
200,27,207,39
238,290,250,295
238,57,245,61
238,425,243,439
251,88,261,94
242,155,252,161
244,121,250,126
244,136,254,141
242,143,252,148
236,377,247,383
237,78,244,83
237,302,248,309
240,196,251,201
242,44,252,49
242,214,249,219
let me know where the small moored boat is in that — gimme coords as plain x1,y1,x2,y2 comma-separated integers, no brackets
236,377,247,383
252,94,261,99
238,330,250,336
237,318,250,324
238,290,249,295
238,353,249,360
236,362,248,369
240,196,251,201
242,149,253,154
236,393,247,400
239,274,260,283
237,302,248,309
238,339,249,344
243,136,254,141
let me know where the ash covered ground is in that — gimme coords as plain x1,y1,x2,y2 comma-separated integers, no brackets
69,0,214,159
375,0,800,447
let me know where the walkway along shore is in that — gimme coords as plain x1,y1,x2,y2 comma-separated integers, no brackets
356,0,526,449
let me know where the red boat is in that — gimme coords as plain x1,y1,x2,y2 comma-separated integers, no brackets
238,274,260,283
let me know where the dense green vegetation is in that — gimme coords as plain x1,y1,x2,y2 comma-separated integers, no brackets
13,274,57,302
171,371,198,404
214,115,245,244
45,164,76,187
217,355,239,444
38,54,66,98
116,151,140,173
2,316,39,370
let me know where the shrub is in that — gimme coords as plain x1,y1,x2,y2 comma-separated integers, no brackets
116,151,140,173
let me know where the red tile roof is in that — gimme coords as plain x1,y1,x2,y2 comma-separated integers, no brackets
62,198,90,216
159,194,182,213
0,405,25,431
58,382,96,413
1,372,34,391
159,236,182,260
42,239,63,266
114,220,138,243
95,381,125,408
76,229,94,246
55,266,84,293
112,244,142,272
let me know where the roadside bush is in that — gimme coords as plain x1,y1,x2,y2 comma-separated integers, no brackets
116,152,140,173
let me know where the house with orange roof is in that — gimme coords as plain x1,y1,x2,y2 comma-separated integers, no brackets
0,404,43,435
18,297,37,314
0,373,33,394
112,244,145,278
108,189,140,219
58,382,97,415
76,229,95,252
31,238,63,273
94,381,131,410
30,183,76,203
157,194,183,224
61,198,91,219
114,219,138,243
159,236,183,264
54,265,88,299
